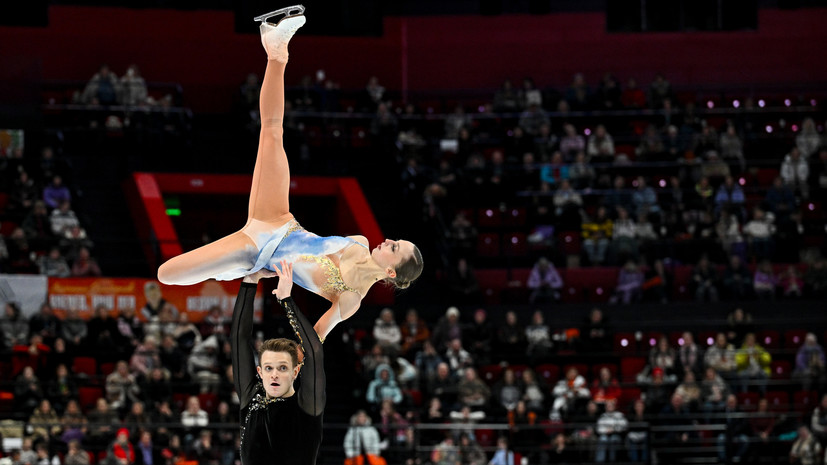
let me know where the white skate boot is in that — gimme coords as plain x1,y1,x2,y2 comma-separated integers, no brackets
257,5,306,63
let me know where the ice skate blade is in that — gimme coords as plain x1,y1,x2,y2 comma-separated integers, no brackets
254,4,305,23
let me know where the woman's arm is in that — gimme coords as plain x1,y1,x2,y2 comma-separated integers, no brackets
273,261,326,416
314,292,361,341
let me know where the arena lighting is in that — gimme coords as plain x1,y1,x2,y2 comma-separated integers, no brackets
596,287,603,295
478,105,485,112
564,235,572,243
706,337,714,345
765,125,773,133
506,130,513,136
706,100,715,109
784,98,792,107
809,203,816,211
631,178,639,187
485,209,494,217
584,128,591,136
620,339,629,347
659,179,667,187
649,338,657,346
792,124,800,132
678,337,685,346
811,99,818,106
758,99,766,108
732,99,740,108
510,236,519,244
739,177,746,186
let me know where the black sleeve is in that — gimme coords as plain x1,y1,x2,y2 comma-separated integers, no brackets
231,282,259,410
280,297,326,417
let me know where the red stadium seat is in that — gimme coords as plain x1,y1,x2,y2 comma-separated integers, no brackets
793,391,818,415
697,331,718,348
78,386,103,413
477,207,502,228
503,232,527,257
770,360,791,379
536,364,560,385
477,428,496,447
756,330,780,350
479,364,503,385
476,233,501,257
737,392,760,411
613,332,637,355
72,356,98,379
784,330,808,349
198,393,218,415
509,364,530,379
765,391,789,412
620,357,647,383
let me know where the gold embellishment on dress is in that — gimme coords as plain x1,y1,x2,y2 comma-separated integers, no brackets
280,299,305,361
284,220,304,238
298,254,360,295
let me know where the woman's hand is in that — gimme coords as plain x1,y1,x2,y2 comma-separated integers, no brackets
273,260,294,300
243,268,278,284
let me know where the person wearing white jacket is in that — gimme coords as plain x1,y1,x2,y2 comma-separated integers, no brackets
596,400,628,462
781,147,810,198
344,410,384,461
551,367,591,419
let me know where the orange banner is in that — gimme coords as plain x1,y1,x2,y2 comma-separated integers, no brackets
47,278,262,322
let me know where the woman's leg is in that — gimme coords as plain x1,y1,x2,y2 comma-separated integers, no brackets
157,232,258,285
246,16,305,225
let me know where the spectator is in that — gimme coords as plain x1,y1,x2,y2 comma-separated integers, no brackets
674,371,702,411
1,302,30,348
463,308,493,365
42,175,71,210
496,311,526,364
610,260,644,305
60,224,94,263
656,394,693,463
753,260,779,300
11,170,39,217
804,257,827,298
141,367,173,409
400,308,430,357
15,365,44,413
29,398,62,442
643,258,672,303
415,339,444,384
705,334,738,382
116,306,145,352
457,367,491,409
582,206,613,265
22,200,54,249
343,410,383,465
518,103,549,136
526,256,563,304
87,398,118,448
487,437,515,465
715,394,750,462
595,399,627,463
610,207,637,264
679,332,702,375
790,425,822,465
765,176,797,222
444,105,471,140
493,79,520,112
492,368,523,415
810,148,827,203
735,333,771,393
120,64,148,106
726,307,755,346
587,125,615,162
70,246,102,277
649,335,679,380
793,333,826,393
180,395,209,440
123,401,151,435
811,394,827,444
714,175,745,218
172,312,201,353
551,367,590,419
520,369,547,414
631,176,660,217
603,176,633,215
636,124,664,160
366,363,404,407
29,302,61,346
569,151,596,188
781,147,810,199
796,118,821,159
447,257,482,306
716,210,746,260
432,306,463,353
719,124,745,171
458,433,486,465
60,308,87,351
625,399,648,463
701,367,730,413
692,255,720,303
590,367,621,407
130,335,161,379
722,254,753,300
648,74,673,108
45,363,78,415
780,265,805,298
64,439,91,465
444,338,474,378
187,335,221,394
580,308,612,354
49,200,80,236
199,305,229,342
80,64,120,105
747,399,776,461
105,360,141,411
621,77,646,108
525,311,554,365
559,124,585,160
107,428,136,465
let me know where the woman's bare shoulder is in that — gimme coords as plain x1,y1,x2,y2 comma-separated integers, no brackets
346,235,369,247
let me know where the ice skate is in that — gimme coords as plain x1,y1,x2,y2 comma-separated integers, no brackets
257,5,306,63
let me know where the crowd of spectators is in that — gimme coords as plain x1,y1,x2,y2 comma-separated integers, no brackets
0,144,102,278
2,292,826,464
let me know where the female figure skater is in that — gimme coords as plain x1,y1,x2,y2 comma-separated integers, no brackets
232,261,324,464
157,6,423,340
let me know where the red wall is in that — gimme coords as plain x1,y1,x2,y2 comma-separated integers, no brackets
2,6,825,112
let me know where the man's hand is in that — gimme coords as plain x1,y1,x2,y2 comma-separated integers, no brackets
272,260,294,300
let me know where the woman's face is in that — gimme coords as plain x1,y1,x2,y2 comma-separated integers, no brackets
371,239,415,276
257,350,299,398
